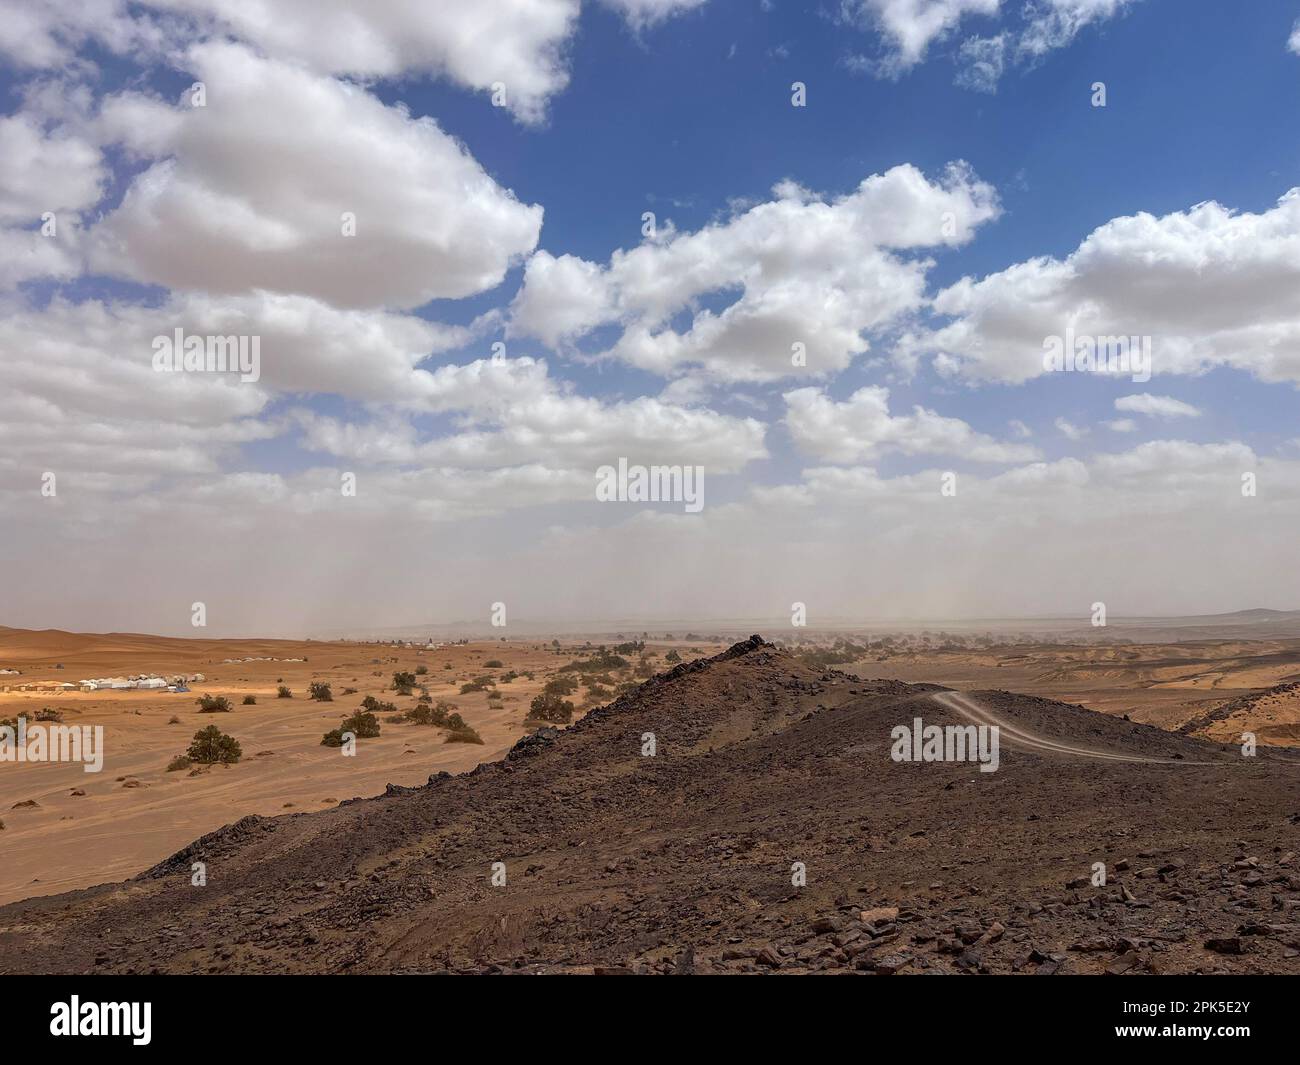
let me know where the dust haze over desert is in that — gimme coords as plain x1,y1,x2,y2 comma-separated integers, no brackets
3,0,1300,1006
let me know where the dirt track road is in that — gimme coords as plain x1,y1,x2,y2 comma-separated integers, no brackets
930,689,1224,766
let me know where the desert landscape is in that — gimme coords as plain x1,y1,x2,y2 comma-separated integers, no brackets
3,618,1300,975
4,0,1299,1019
0,625,726,904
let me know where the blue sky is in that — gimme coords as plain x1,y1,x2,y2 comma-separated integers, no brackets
3,0,1300,633
402,0,1300,485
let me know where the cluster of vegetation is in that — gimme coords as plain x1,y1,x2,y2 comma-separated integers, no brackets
404,699,457,726
459,674,496,694
2,707,64,728
791,640,870,669
484,659,503,668
557,650,630,675
664,649,681,663
443,712,483,744
547,675,579,695
391,697,483,742
277,685,292,698
321,708,381,747
195,693,232,713
611,641,645,655
242,694,256,705
308,681,333,702
184,725,241,765
527,690,574,725
415,665,428,676
360,694,397,715
392,671,417,696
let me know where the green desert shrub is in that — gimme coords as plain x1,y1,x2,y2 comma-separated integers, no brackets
166,755,193,772
406,699,456,726
543,675,579,698
195,693,232,713
277,685,292,699
322,709,381,746
186,725,241,765
242,695,256,705
308,682,333,702
443,713,483,744
527,691,574,725
320,728,346,747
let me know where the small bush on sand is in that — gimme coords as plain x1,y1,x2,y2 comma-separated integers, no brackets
277,685,292,698
242,695,256,705
308,682,333,702
167,755,193,772
406,699,456,726
527,691,574,725
322,709,381,746
186,725,241,765
195,693,232,714
543,675,579,698
443,712,483,744
392,671,416,695
344,710,381,738
459,674,495,694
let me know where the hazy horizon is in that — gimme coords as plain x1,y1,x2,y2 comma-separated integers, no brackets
6,604,1300,643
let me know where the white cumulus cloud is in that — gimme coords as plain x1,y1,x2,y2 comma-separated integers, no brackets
513,163,1000,382
784,385,1040,463
87,43,542,310
918,188,1300,385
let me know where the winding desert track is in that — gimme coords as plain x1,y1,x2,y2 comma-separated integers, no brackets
930,689,1224,766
